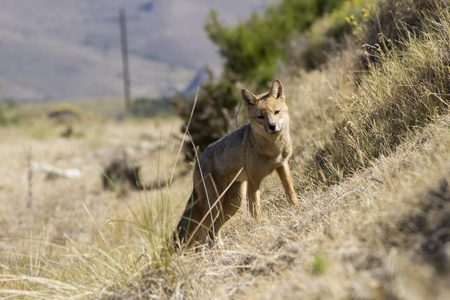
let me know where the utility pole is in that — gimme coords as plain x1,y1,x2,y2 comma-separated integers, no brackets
120,8,132,114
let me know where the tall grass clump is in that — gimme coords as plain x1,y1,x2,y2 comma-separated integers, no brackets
305,8,450,186
356,0,448,66
0,191,179,299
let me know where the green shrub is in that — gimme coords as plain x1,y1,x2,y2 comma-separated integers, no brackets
205,0,347,88
299,0,374,70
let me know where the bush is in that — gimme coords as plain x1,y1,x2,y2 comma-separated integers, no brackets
48,103,83,123
172,76,241,160
298,0,373,70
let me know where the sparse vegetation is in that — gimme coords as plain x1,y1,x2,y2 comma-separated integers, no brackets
1,0,450,299
0,100,20,125
132,96,173,118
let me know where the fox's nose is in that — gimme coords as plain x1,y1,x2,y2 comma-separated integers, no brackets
268,123,277,131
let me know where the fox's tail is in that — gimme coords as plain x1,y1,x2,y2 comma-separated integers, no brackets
171,188,199,249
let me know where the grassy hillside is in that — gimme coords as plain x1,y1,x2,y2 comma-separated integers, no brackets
1,1,449,299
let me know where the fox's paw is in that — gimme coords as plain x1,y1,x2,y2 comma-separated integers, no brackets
287,193,299,206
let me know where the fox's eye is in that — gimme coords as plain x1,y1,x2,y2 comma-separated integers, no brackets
258,115,264,119
274,110,280,115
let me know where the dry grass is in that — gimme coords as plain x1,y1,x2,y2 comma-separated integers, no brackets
102,115,450,299
300,9,450,187
237,115,450,299
0,115,191,298
1,5,450,300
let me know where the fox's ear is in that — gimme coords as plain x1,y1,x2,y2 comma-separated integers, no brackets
242,89,259,106
269,79,285,100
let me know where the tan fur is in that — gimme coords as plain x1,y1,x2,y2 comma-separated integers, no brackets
173,80,298,249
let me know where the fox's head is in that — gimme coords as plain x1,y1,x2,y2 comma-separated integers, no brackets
241,80,289,136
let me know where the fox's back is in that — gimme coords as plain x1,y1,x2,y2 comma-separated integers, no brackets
198,123,251,179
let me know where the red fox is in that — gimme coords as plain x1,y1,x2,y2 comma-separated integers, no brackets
173,80,298,249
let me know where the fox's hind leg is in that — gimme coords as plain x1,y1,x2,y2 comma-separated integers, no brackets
173,189,199,249
187,172,221,247
209,181,246,247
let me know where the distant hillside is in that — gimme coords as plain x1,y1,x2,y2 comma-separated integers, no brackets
0,0,272,101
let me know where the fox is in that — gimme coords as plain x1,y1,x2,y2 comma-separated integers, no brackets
172,79,298,250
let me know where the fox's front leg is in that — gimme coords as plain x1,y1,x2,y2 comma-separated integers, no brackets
276,162,298,206
247,181,261,218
